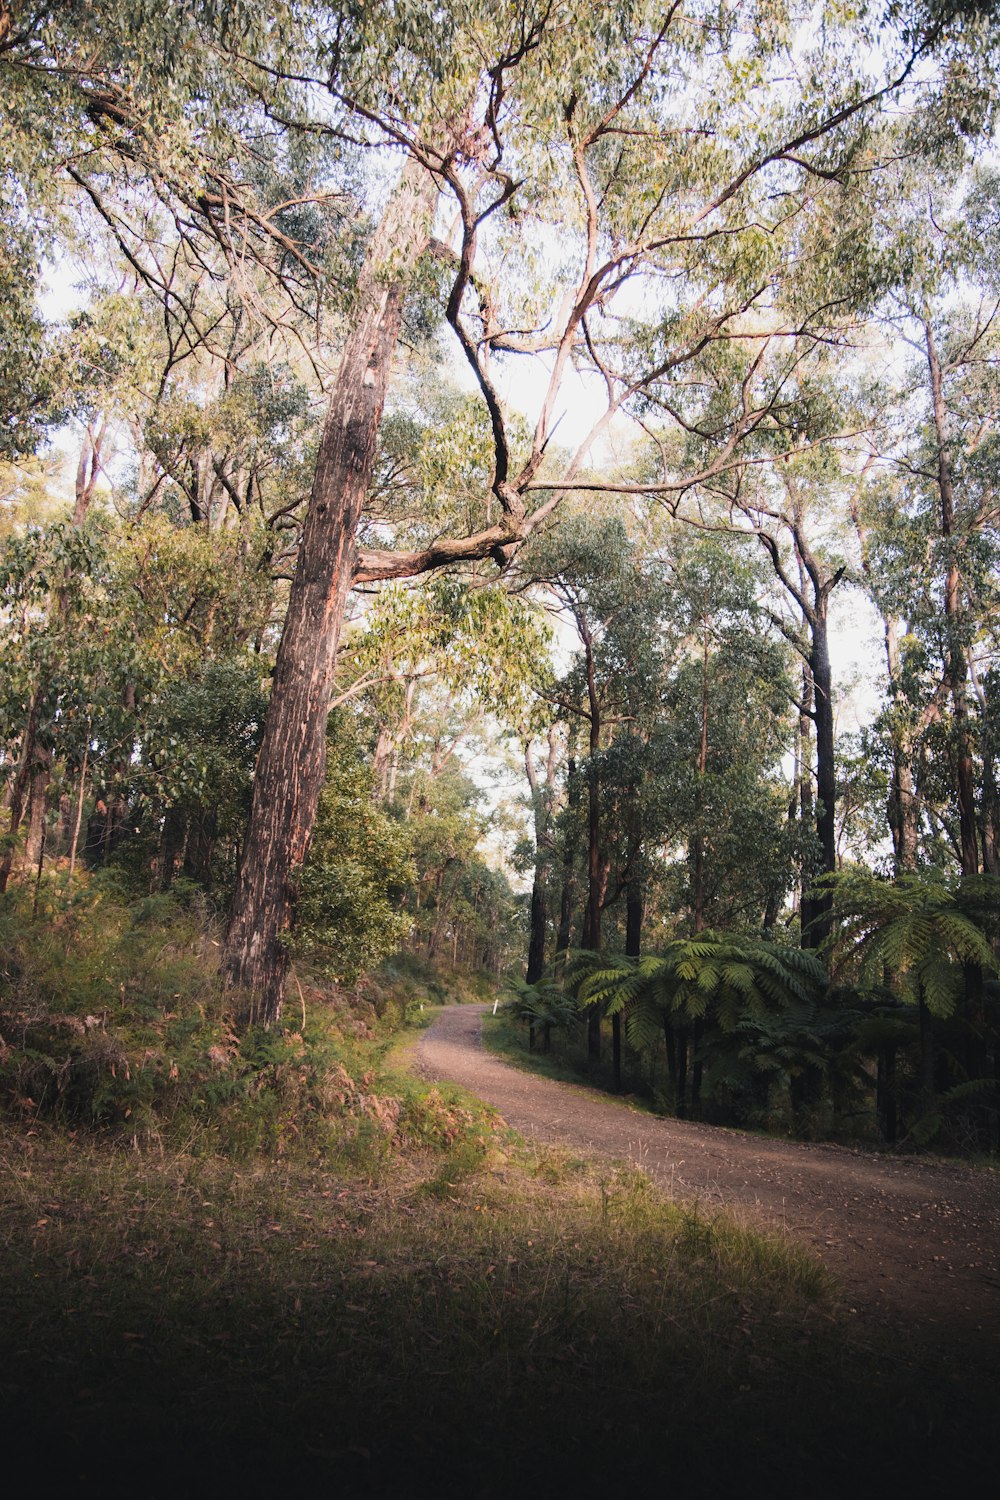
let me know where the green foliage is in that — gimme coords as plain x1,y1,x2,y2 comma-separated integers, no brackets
139,659,266,830
570,935,829,1051
293,717,415,981
0,871,505,1162
503,976,579,1036
818,868,999,1016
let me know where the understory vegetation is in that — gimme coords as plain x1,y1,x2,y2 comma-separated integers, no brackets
496,899,1000,1154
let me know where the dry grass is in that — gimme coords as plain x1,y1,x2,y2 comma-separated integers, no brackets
1,889,994,1495
1,1120,993,1498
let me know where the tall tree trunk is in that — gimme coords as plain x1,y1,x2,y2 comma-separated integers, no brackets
222,159,436,1024
691,621,710,933
797,661,818,939
21,740,51,876
555,756,579,957
614,879,644,1094
67,744,88,886
524,729,558,985
925,318,978,879
526,882,547,986
0,693,40,894
807,601,836,945
577,611,603,1061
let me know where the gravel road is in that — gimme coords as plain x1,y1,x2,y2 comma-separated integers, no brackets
417,1003,1000,1358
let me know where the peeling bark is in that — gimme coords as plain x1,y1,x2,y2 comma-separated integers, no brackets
222,159,438,1023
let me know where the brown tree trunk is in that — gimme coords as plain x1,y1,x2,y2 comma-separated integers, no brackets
0,693,40,894
21,741,51,876
807,601,836,944
576,610,603,1061
525,730,558,986
223,160,437,1023
67,744,88,886
797,661,818,936
691,623,710,934
614,878,644,1094
555,755,579,957
925,318,978,879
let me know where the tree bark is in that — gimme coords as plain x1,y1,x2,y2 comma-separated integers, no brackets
222,158,437,1023
67,743,88,887
925,318,978,878
576,609,603,1061
807,601,836,944
525,730,558,985
0,692,40,894
615,879,643,1095
555,755,579,957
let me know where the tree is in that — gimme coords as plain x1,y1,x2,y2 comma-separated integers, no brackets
291,714,415,988
820,867,999,1138
572,933,827,1118
4,1,980,1021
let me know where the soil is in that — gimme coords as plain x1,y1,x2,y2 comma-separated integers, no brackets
417,1003,1000,1360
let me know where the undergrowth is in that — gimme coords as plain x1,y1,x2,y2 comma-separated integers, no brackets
0,880,493,1163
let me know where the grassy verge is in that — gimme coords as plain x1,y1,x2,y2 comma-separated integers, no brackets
2,1115,996,1497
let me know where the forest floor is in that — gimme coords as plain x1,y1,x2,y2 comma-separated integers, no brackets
417,1003,1000,1359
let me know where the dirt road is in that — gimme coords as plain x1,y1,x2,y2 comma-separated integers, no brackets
417,1003,1000,1355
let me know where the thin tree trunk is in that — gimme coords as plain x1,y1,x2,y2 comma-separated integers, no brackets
691,620,710,933
67,743,88,887
524,731,558,985
0,693,40,894
555,754,579,958
797,661,818,938
807,603,836,945
616,877,643,1094
577,611,603,1061
925,318,978,878
223,159,436,1024
526,882,547,985
21,741,51,876
32,816,46,916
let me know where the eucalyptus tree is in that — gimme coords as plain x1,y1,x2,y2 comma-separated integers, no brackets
523,724,562,985
521,511,682,1056
4,1,979,1020
851,158,1000,878
683,422,857,940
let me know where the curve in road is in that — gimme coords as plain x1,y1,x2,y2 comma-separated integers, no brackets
417,1002,1000,1357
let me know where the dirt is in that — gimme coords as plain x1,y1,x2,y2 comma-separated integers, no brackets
417,1003,1000,1359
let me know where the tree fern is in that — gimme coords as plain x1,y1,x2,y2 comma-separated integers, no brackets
817,869,999,1018
568,933,828,1051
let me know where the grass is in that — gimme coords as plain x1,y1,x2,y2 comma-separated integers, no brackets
1,887,996,1494
2,1119,996,1497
